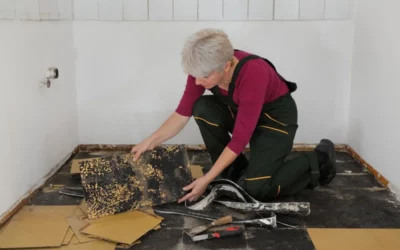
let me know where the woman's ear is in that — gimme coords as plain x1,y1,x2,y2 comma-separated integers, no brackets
224,60,232,72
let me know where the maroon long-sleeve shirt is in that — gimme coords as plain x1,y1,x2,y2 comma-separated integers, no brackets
176,50,289,155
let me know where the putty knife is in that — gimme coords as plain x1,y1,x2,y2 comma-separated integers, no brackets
186,215,233,237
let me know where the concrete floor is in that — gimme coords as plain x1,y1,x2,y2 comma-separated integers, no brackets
28,149,400,250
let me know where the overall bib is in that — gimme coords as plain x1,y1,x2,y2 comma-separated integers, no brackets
192,53,320,201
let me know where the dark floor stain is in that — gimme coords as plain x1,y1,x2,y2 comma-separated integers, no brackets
279,187,400,228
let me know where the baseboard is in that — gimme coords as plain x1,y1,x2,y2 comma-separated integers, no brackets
0,143,392,226
345,145,390,188
0,146,79,226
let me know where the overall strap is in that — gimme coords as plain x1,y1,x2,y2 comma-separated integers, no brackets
229,52,297,95
229,55,260,96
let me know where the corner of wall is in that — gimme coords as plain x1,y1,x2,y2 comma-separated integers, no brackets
346,0,359,146
389,183,400,201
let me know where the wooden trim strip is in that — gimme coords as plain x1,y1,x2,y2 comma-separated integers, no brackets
346,145,389,188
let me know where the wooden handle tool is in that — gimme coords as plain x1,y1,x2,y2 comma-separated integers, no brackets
186,215,233,237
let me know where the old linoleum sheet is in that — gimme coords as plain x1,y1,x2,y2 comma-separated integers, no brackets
0,206,78,249
308,229,400,250
81,210,163,245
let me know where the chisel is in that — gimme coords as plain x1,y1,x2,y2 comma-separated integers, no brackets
191,226,243,242
186,215,233,237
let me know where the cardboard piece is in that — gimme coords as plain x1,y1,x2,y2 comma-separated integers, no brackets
79,200,88,215
189,164,204,179
117,241,141,249
71,159,86,175
140,208,163,230
71,235,80,245
66,240,116,250
0,206,77,249
0,219,69,249
31,239,116,250
12,205,78,220
62,228,75,245
308,228,400,250
80,145,192,219
81,210,162,245
66,216,96,243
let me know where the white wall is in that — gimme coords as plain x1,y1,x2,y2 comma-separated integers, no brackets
75,21,354,145
0,22,78,217
0,0,357,217
349,0,400,192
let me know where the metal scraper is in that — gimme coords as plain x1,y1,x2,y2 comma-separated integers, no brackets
185,215,232,237
191,226,243,242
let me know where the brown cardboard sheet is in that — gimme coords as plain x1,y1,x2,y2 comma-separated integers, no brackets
81,210,162,245
62,228,75,245
0,206,77,249
117,241,141,249
70,235,80,245
31,239,116,250
79,199,88,215
71,159,85,174
189,164,204,179
140,208,163,230
12,205,78,220
308,228,400,250
66,216,96,243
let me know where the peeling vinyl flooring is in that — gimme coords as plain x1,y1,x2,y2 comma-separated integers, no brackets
28,150,400,250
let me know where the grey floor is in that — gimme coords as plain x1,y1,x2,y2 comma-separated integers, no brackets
28,150,400,250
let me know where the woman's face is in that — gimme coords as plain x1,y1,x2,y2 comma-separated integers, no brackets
194,60,232,89
195,71,224,89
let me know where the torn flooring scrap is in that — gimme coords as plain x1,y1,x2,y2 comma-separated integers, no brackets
79,145,192,219
185,179,311,216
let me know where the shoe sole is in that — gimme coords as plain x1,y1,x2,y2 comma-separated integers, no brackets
316,139,336,185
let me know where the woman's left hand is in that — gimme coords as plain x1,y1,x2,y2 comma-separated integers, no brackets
178,176,211,203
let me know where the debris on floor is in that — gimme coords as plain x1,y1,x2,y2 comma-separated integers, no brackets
43,184,65,193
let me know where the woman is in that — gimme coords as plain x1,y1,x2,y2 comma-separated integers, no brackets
131,28,336,203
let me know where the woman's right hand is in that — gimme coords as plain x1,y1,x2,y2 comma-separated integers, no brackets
130,112,190,161
131,137,156,161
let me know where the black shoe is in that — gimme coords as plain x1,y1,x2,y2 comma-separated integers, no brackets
315,139,336,185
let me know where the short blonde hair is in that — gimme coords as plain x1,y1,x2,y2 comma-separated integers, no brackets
181,28,234,78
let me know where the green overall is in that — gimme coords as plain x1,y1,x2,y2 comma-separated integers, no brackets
192,53,320,201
